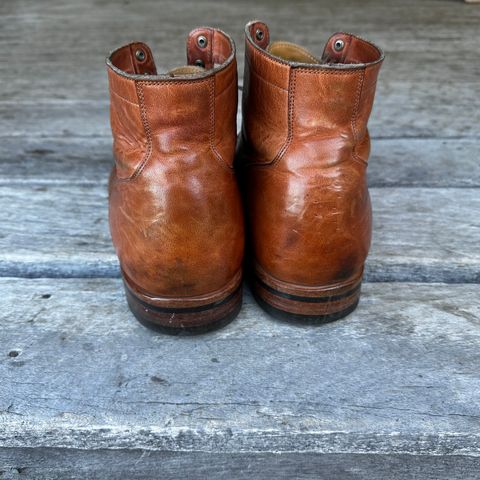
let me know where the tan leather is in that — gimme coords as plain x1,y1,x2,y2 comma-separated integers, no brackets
237,21,384,306
106,28,244,308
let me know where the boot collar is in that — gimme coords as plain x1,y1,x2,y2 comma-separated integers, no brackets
106,27,236,81
245,20,384,71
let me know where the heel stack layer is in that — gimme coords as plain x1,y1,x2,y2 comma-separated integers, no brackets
252,272,362,324
123,278,242,334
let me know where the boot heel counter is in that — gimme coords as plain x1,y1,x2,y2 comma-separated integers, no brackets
250,159,371,287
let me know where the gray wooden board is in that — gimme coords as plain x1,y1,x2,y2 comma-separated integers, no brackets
1,0,479,139
1,0,479,101
0,185,479,281
1,0,480,474
2,137,480,188
1,279,480,456
2,91,478,140
1,450,480,480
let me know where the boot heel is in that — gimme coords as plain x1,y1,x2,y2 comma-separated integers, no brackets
123,277,242,335
252,270,361,324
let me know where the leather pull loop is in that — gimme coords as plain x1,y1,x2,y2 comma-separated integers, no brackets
187,27,214,69
248,21,270,49
186,27,234,70
109,42,157,75
321,33,383,65
321,34,352,64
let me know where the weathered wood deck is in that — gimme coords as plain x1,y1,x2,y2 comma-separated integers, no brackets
1,0,480,477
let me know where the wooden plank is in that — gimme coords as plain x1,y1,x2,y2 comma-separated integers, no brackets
1,0,479,139
0,184,115,278
366,187,480,282
1,83,478,141
1,85,478,140
1,279,480,458
1,0,479,103
2,137,480,188
2,53,479,105
1,450,480,480
0,185,478,281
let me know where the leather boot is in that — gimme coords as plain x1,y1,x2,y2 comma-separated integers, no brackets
106,28,244,332
237,21,384,322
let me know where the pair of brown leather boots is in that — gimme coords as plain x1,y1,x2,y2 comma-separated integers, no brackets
106,21,384,333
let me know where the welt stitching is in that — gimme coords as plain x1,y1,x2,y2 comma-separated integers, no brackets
351,70,364,142
294,67,360,75
272,67,296,165
209,77,233,171
130,82,153,180
136,78,212,86
351,69,367,166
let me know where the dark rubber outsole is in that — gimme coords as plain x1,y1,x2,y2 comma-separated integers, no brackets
252,289,359,325
124,281,242,335
131,300,242,335
250,271,361,325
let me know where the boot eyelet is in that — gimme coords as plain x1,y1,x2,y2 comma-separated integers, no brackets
194,59,205,67
135,49,146,61
197,35,208,48
333,39,345,52
255,29,264,42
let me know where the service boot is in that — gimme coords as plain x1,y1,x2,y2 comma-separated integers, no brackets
106,28,244,332
237,21,384,322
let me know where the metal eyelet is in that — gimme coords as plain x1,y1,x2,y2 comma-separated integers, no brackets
194,59,205,67
333,39,345,52
255,28,264,42
197,35,208,48
135,49,146,61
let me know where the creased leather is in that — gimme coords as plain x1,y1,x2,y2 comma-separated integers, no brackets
237,22,384,289
106,29,244,300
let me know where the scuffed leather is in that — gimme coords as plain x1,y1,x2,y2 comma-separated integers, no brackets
106,29,244,299
237,22,384,288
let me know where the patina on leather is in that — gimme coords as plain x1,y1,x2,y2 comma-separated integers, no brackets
237,21,384,322
106,28,244,331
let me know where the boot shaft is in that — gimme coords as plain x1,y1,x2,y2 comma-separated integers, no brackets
238,22,384,321
241,21,384,166
106,28,238,180
106,29,244,330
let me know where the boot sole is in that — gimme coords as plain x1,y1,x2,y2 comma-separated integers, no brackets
251,268,362,324
123,274,242,335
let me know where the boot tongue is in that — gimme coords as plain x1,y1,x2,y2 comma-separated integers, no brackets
166,65,205,77
267,41,320,64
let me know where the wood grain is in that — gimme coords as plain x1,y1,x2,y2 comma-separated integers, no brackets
2,137,479,188
1,0,479,474
0,185,478,281
1,0,479,139
1,279,480,456
2,450,480,480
